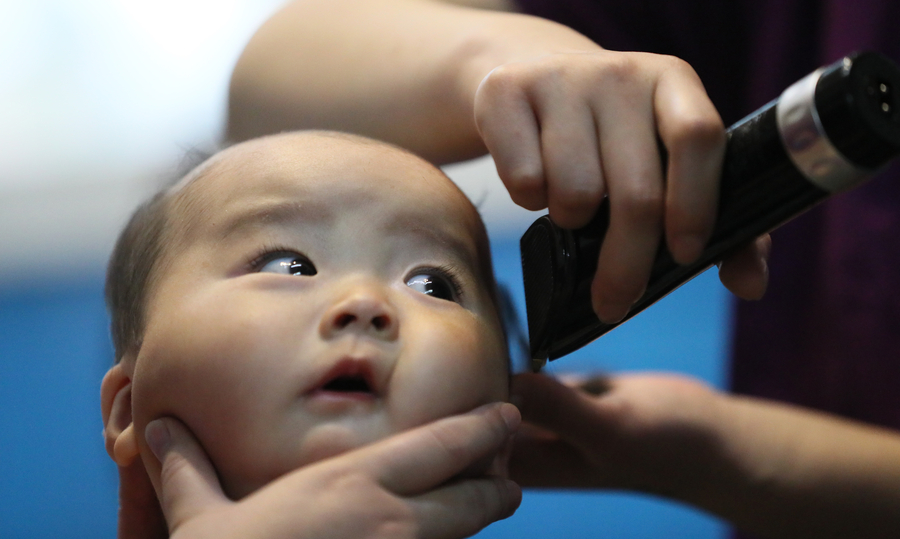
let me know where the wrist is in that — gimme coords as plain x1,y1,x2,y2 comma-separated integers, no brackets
674,392,801,524
647,385,737,505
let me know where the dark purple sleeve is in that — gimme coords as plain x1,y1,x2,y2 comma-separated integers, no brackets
512,0,756,122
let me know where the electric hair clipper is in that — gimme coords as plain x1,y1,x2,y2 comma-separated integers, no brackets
521,51,900,370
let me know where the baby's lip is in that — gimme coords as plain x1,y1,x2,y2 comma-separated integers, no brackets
307,358,379,399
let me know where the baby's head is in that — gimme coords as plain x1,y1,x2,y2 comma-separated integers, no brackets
101,131,509,499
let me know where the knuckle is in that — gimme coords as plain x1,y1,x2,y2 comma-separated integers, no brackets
331,469,369,491
653,53,703,84
480,63,531,94
536,61,578,89
505,57,572,92
429,423,474,462
659,53,694,73
505,165,544,191
158,452,188,489
438,409,507,454
668,114,726,152
596,54,642,86
502,167,546,209
478,65,508,93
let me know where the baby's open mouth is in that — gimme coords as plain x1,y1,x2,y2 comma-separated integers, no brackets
310,359,378,399
322,375,372,393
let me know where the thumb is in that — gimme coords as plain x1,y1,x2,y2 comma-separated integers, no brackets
510,373,611,440
145,417,229,532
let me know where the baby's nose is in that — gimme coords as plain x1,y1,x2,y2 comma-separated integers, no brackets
320,285,399,340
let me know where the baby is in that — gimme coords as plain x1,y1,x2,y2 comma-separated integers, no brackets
100,131,510,501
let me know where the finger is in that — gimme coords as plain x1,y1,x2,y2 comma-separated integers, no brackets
351,402,520,495
509,431,594,488
475,65,547,210
411,477,522,539
510,373,610,441
590,84,664,323
145,417,229,532
654,59,726,263
486,426,516,477
718,234,771,300
533,84,605,228
555,372,613,395
117,458,168,539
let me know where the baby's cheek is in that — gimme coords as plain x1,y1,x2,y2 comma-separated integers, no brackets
131,329,281,499
455,323,509,401
393,327,508,429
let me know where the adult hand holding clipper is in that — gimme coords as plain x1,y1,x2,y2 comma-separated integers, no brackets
522,51,900,369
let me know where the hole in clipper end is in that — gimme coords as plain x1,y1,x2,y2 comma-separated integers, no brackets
867,79,895,120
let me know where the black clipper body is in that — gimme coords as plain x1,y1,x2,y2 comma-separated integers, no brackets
522,51,900,370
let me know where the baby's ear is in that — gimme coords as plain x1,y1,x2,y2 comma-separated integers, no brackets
101,361,140,466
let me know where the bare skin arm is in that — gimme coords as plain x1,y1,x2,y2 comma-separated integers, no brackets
706,392,900,538
228,0,587,164
511,373,900,539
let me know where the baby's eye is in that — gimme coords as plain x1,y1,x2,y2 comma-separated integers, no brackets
406,273,459,302
258,254,317,276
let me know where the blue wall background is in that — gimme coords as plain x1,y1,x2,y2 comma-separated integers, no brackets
0,236,732,538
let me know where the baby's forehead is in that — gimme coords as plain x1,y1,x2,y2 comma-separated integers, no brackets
165,132,490,257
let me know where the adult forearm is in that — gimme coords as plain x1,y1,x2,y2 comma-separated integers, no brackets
684,394,900,538
227,0,600,163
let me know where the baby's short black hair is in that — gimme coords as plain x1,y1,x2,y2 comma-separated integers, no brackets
105,190,171,362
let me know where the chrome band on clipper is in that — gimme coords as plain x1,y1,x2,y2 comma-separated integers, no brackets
777,67,873,192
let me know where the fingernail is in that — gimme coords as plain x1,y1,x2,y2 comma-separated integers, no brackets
672,234,706,263
499,403,521,431
756,254,770,299
594,302,628,324
504,480,523,517
145,419,171,461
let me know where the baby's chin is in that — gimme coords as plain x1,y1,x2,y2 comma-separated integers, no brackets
217,406,510,500
295,422,373,465
220,423,387,500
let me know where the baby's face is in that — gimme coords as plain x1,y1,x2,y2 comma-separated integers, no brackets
130,133,508,498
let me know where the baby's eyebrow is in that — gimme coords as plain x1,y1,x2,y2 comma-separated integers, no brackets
216,200,333,239
384,217,479,269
